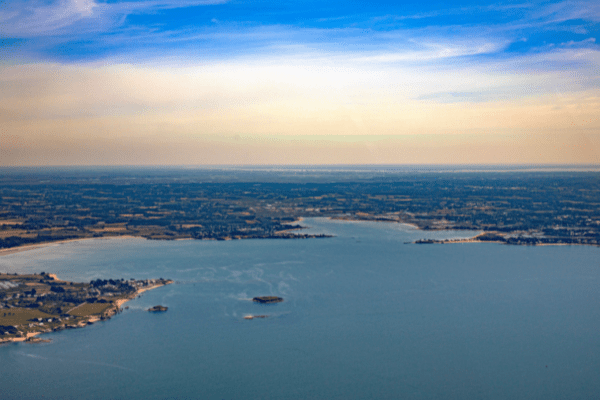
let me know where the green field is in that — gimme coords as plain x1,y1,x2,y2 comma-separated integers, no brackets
68,303,112,317
0,308,54,326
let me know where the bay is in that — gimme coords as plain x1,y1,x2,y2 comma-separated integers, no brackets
1,218,599,399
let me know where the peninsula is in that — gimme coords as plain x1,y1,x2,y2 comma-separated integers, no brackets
0,272,172,344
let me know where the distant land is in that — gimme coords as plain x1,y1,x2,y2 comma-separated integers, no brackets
0,166,599,250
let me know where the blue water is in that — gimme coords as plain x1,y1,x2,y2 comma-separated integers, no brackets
1,218,600,399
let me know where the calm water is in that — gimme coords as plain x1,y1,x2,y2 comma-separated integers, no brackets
1,218,599,399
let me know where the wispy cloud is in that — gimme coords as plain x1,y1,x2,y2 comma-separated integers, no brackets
0,0,100,35
0,0,227,37
529,0,600,23
352,41,507,63
371,11,442,22
2,0,598,68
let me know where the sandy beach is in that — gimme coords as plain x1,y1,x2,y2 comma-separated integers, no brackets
0,235,144,257
4,331,43,343
114,282,171,309
328,216,422,231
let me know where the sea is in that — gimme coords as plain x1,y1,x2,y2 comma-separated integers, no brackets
1,217,599,399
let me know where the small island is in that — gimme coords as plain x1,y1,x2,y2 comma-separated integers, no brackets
0,272,172,344
252,296,283,304
148,305,168,312
244,315,268,320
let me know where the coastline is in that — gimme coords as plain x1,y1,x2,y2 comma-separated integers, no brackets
114,283,169,309
0,275,173,345
274,217,307,235
0,235,145,257
328,215,600,248
5,331,44,343
328,216,420,230
0,218,316,256
2,215,597,258
414,235,600,247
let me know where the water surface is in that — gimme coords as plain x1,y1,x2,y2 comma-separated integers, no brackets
1,218,599,399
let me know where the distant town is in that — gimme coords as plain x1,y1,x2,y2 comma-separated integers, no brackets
0,168,599,248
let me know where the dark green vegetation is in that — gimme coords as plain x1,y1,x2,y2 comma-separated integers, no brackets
1,167,599,248
0,272,172,342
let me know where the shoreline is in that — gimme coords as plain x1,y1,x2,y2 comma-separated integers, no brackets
328,216,420,230
5,331,44,343
274,217,308,235
0,235,146,257
2,215,598,257
414,236,600,247
0,275,172,345
329,215,600,248
114,283,169,309
0,218,312,256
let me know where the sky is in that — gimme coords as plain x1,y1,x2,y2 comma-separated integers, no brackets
0,0,599,165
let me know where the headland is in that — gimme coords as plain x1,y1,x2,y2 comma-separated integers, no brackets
0,272,172,344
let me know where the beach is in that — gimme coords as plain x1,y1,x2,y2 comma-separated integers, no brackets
0,236,143,257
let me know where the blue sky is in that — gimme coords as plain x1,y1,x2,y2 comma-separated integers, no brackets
2,0,598,63
1,0,599,165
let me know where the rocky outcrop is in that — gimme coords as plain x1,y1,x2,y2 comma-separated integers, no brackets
25,336,51,343
252,296,283,304
148,305,168,312
244,315,268,320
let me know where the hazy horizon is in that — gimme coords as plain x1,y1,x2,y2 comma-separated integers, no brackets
2,163,600,173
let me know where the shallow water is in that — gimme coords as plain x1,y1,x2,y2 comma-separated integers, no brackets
1,218,599,399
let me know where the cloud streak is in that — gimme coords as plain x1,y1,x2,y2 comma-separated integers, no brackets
0,0,227,36
0,0,99,35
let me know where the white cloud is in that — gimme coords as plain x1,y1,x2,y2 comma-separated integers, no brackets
561,37,596,47
0,0,100,35
0,0,228,37
71,0,97,17
353,41,507,63
531,0,600,23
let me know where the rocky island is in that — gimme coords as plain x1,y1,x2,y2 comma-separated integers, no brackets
0,272,172,344
252,296,284,304
148,305,168,312
244,315,268,320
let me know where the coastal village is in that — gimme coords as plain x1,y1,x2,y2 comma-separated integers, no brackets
0,272,172,343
